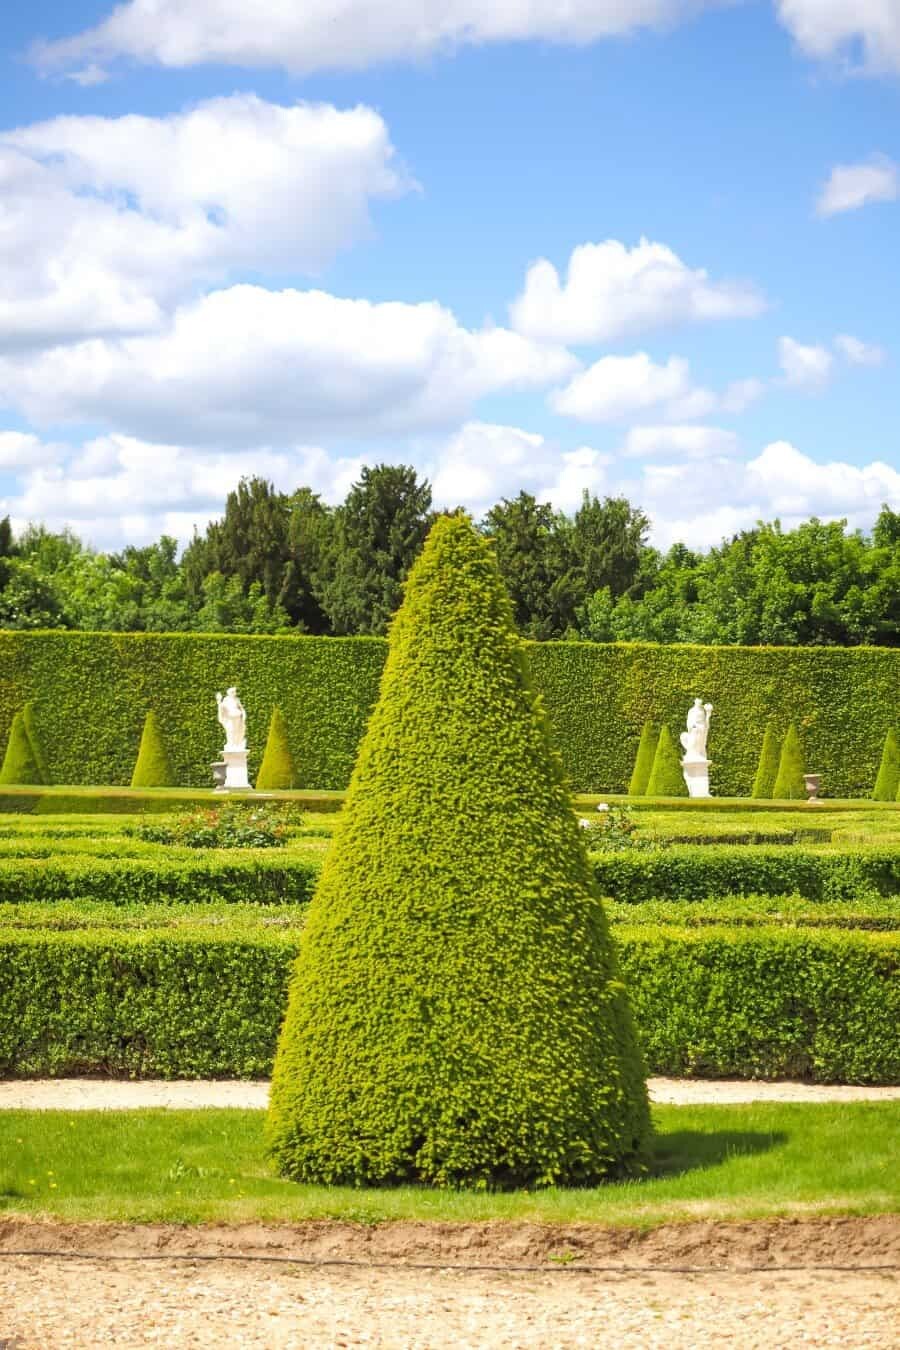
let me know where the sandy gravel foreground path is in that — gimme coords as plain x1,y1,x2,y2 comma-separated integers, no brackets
2,1076,899,1110
1,1219,898,1349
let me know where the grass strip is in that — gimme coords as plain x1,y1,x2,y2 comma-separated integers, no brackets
0,1104,897,1227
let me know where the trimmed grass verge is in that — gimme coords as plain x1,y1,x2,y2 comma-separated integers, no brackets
0,1104,897,1225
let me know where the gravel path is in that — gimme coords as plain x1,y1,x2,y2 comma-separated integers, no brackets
2,1257,897,1347
1,1076,898,1110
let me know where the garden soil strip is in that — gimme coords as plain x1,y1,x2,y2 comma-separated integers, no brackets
2,1077,900,1110
2,1216,898,1269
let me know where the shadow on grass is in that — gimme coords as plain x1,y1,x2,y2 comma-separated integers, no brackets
651,1129,788,1180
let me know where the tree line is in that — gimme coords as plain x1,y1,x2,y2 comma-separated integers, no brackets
1,464,897,646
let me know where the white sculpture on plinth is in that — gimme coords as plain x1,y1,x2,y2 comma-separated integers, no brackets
680,698,713,797
215,686,251,790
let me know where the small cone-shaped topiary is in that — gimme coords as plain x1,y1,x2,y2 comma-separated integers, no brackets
21,702,50,784
0,711,44,785
256,707,298,790
772,723,805,800
751,722,780,799
267,513,650,1188
872,729,900,802
628,721,658,796
645,724,687,797
130,710,174,788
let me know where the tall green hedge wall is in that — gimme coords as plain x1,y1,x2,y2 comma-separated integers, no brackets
0,632,897,796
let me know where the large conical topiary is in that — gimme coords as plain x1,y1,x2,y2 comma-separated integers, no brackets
130,710,174,788
267,513,650,1188
645,724,687,797
772,723,805,800
873,729,900,801
751,722,780,799
0,712,44,785
256,707,298,790
628,721,658,796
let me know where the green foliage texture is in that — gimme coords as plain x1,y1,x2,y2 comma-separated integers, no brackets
0,632,898,796
751,722,780,800
256,707,298,790
772,723,806,800
21,703,49,783
0,712,44,785
267,514,651,1188
1,911,896,1084
645,725,686,797
628,721,658,796
130,711,174,788
872,728,900,802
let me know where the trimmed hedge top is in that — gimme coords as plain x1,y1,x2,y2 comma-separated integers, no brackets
267,514,651,1188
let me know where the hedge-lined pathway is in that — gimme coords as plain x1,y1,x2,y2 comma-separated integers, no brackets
2,1077,899,1110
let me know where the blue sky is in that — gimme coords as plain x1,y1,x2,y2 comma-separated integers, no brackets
0,0,898,549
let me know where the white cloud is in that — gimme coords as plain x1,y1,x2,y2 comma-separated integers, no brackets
745,440,900,520
776,1,900,76
637,441,900,549
0,434,367,548
621,425,740,459
777,336,834,390
550,352,715,423
0,286,578,445
721,377,766,413
427,421,611,517
0,96,408,349
510,238,764,344
816,156,898,216
834,333,886,366
0,432,62,471
33,0,721,78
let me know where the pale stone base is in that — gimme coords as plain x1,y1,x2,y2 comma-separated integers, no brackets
215,748,251,791
681,758,711,798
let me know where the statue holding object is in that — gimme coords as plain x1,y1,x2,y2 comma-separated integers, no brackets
213,685,251,790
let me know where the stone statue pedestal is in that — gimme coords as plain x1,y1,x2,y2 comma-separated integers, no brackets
681,758,711,798
216,748,251,792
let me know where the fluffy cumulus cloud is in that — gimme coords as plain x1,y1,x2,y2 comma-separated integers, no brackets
620,424,740,459
510,238,764,344
817,156,899,217
0,95,408,350
0,434,367,547
549,352,716,423
0,286,578,445
426,421,611,518
632,441,900,549
33,0,720,78
777,336,834,390
776,0,900,75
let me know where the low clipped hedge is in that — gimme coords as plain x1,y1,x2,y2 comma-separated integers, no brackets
590,845,900,903
620,926,900,1083
0,854,320,906
0,914,897,1082
0,842,895,907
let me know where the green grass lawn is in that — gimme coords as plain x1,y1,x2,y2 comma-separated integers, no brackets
0,1104,897,1228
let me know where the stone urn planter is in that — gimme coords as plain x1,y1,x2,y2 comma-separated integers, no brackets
803,773,822,803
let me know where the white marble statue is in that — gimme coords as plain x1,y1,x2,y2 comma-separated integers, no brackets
216,687,247,752
680,698,713,763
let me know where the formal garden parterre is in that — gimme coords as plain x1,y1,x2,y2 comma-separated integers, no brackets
0,514,898,1222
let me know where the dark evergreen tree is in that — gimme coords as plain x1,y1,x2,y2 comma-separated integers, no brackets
481,492,577,638
317,464,433,635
